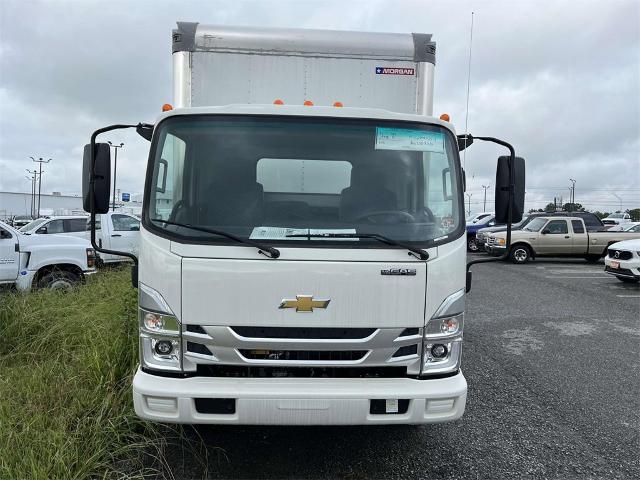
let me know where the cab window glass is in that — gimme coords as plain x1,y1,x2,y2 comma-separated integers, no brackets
66,218,88,232
45,220,64,234
545,220,568,234
571,220,584,233
112,214,140,231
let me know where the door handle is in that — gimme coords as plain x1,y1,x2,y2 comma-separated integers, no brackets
111,234,122,237
564,235,570,238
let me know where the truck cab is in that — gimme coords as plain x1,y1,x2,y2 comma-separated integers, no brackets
20,215,88,238
0,220,96,290
86,212,140,264
83,23,525,425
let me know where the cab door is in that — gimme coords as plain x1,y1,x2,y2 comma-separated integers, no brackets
0,225,19,283
105,214,140,261
570,220,588,254
537,219,573,255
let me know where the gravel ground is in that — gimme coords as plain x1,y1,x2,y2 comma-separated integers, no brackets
156,257,639,479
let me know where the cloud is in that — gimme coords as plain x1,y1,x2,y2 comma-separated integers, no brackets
0,0,638,213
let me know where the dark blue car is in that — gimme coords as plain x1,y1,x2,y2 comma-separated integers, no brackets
466,215,496,251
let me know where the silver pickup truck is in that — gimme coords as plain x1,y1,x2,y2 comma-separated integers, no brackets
485,216,640,263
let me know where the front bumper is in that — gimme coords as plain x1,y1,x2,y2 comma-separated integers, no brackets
133,368,467,425
604,263,640,280
485,245,506,255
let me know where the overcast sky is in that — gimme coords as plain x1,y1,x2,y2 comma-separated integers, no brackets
0,0,638,213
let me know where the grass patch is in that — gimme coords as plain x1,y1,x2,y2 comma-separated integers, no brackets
0,267,163,479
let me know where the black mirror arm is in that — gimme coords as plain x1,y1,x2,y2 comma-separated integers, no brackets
89,124,145,275
462,135,516,292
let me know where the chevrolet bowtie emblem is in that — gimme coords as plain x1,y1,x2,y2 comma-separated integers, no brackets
279,295,330,312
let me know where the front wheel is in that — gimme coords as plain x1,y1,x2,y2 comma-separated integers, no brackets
509,245,531,264
584,254,602,263
467,237,479,252
616,276,639,284
37,270,80,290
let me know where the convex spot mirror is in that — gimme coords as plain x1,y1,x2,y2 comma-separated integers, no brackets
495,156,525,224
82,143,111,214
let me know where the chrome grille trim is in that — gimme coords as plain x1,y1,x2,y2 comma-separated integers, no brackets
182,326,423,374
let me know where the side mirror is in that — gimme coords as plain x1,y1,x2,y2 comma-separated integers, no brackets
131,225,140,231
82,143,111,214
495,156,525,224
36,226,48,234
541,229,550,235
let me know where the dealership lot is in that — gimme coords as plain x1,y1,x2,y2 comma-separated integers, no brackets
155,257,639,479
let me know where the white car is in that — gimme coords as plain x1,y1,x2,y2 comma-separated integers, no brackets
606,222,640,232
466,212,494,225
602,212,632,226
20,215,89,238
604,238,640,283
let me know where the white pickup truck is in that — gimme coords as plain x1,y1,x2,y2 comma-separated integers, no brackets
0,220,96,290
485,216,640,263
87,212,140,264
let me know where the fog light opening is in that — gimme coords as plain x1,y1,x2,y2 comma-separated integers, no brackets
155,340,173,356
431,344,448,359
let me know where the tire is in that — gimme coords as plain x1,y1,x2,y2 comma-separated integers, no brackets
37,270,80,290
467,237,479,252
584,254,601,263
509,245,531,264
616,276,639,284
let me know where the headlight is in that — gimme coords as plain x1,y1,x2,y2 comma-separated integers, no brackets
497,238,506,246
422,290,464,376
138,283,182,372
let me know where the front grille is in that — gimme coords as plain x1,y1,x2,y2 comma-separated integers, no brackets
187,342,213,356
196,364,407,378
230,326,376,339
608,249,632,260
486,237,496,245
392,344,418,357
238,349,367,361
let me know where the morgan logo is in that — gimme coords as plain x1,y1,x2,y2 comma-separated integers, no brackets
376,66,415,75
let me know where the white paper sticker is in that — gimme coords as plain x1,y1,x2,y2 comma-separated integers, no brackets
375,127,445,153
385,399,399,413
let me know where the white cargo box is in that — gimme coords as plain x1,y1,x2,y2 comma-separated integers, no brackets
172,22,436,115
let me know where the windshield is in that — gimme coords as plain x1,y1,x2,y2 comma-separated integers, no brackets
146,115,463,246
524,217,547,232
19,218,47,232
608,213,624,219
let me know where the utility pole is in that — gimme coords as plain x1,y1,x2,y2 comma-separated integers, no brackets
466,193,473,217
482,185,490,212
569,178,576,209
30,157,51,217
108,141,124,211
26,169,38,217
611,192,622,212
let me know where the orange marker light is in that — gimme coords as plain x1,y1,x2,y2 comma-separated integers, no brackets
439,113,450,122
333,101,344,107
273,99,284,105
303,100,314,106
162,103,173,112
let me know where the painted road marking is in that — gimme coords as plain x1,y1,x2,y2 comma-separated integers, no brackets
616,295,640,298
545,276,609,279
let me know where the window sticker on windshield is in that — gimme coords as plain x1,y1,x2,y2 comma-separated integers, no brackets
250,227,357,240
375,127,445,153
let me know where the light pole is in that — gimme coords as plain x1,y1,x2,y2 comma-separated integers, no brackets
611,192,622,212
569,178,576,209
108,142,124,211
26,168,38,217
482,185,490,212
466,193,473,217
30,157,51,217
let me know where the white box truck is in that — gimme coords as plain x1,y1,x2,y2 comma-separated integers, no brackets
83,23,524,425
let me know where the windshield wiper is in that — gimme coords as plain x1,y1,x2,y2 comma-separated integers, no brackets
285,232,429,260
150,218,280,259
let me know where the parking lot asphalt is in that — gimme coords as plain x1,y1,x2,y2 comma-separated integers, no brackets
157,257,639,480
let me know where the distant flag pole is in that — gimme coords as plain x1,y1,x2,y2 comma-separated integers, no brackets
463,11,474,170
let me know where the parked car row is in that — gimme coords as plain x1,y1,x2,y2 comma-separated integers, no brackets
0,211,140,292
468,213,640,282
